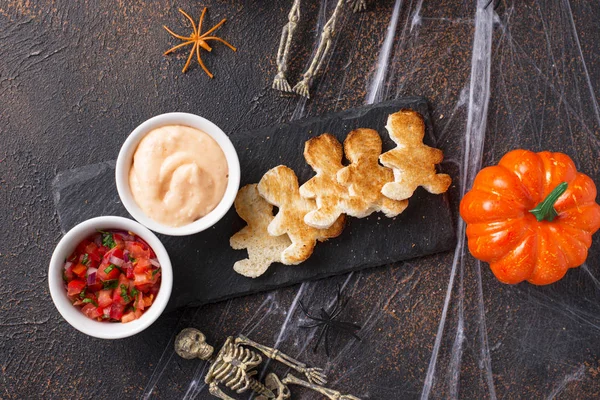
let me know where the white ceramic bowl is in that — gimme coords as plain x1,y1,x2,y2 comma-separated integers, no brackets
115,112,240,236
48,216,173,339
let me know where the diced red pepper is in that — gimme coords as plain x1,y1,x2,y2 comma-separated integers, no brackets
72,263,87,278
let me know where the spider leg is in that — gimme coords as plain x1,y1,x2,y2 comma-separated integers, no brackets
178,8,198,36
300,322,324,329
484,0,501,10
300,301,322,321
202,37,237,51
197,7,207,34
313,325,327,353
324,325,330,357
196,46,214,78
201,19,227,37
329,321,361,341
182,42,198,73
163,25,191,41
164,40,194,55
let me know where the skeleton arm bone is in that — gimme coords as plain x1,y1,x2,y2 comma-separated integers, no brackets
235,335,327,385
273,0,301,92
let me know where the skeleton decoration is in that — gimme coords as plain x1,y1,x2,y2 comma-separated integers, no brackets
175,328,361,400
273,0,368,98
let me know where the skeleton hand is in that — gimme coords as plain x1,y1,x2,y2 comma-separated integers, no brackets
303,367,327,385
347,0,366,12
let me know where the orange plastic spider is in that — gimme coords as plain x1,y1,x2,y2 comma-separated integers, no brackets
163,7,236,77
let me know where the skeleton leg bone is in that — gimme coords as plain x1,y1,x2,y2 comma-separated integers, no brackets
293,0,345,98
282,373,361,400
235,335,327,385
273,0,301,93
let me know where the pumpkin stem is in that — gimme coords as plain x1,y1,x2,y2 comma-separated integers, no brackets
529,182,568,222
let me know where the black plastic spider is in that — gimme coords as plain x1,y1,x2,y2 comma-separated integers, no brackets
298,286,361,357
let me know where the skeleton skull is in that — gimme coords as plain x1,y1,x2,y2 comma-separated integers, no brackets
175,328,214,360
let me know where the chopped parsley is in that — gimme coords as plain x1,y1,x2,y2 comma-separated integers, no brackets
104,264,116,274
81,253,89,266
82,298,98,307
120,284,131,303
102,232,116,248
128,254,136,263
131,287,139,297
102,279,119,289
152,268,161,277
79,288,86,299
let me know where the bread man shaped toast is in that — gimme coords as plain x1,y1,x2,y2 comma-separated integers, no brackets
299,134,371,229
258,165,345,265
230,184,292,278
379,110,451,201
336,128,408,218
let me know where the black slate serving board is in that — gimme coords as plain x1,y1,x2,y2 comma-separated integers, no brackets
53,98,455,312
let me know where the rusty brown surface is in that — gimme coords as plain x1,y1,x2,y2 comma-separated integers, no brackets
1,0,600,399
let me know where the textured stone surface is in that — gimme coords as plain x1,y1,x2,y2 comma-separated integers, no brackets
1,0,600,399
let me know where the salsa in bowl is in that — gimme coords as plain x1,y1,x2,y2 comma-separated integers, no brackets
49,216,172,339
64,229,161,323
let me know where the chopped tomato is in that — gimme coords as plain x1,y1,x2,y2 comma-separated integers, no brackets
136,237,156,258
109,302,125,320
81,304,102,319
125,263,134,279
67,280,86,296
126,242,150,259
113,233,125,250
87,282,103,292
121,311,136,323
143,294,154,307
75,240,92,255
64,263,75,281
64,229,161,323
134,258,151,274
97,289,113,308
136,293,145,311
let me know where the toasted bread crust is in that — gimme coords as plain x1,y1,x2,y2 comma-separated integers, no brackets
258,165,345,265
336,128,408,218
300,134,368,228
379,110,451,201
230,184,291,278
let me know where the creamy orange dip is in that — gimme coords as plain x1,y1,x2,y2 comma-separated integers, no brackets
129,125,228,227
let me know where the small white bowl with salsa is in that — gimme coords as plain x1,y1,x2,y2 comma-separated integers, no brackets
48,216,173,339
116,112,241,236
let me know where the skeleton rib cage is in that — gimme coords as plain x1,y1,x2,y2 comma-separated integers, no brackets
205,337,271,396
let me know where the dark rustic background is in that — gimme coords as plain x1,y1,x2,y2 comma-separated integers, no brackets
1,0,600,399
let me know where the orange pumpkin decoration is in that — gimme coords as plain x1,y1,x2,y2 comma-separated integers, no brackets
460,150,600,285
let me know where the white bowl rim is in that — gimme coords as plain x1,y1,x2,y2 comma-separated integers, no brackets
115,112,240,236
48,216,173,339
